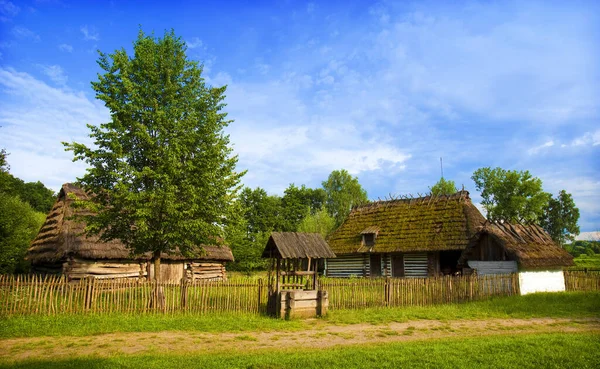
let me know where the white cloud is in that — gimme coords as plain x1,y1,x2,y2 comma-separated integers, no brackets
527,140,554,155
0,0,19,18
11,26,40,41
0,67,108,191
576,232,599,241
571,130,600,147
36,64,68,85
58,43,73,52
186,37,203,49
80,25,99,41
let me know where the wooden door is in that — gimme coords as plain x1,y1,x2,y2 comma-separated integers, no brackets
392,255,404,277
370,254,382,277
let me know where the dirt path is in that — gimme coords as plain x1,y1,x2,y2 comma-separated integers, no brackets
2,318,599,361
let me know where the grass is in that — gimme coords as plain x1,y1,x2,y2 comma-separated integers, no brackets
326,291,600,325
1,291,597,339
573,254,600,269
1,332,598,368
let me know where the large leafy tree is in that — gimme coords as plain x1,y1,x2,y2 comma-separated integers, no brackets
429,177,458,196
471,167,550,223
64,30,244,279
540,190,580,246
322,169,368,227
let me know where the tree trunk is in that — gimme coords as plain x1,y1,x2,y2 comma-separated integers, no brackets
153,250,161,281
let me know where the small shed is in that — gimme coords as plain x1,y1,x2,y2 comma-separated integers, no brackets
27,183,234,282
458,222,574,294
262,232,336,318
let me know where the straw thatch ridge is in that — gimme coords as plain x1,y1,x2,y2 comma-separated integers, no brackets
262,232,336,259
27,183,234,264
458,222,574,269
326,190,486,254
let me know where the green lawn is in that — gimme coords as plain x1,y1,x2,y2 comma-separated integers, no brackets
2,332,598,369
573,254,600,269
1,291,598,338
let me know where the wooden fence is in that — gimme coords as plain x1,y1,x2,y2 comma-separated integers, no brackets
320,274,520,310
1,271,598,316
564,270,600,291
0,275,268,316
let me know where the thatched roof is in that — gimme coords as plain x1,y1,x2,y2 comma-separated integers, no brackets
326,191,486,254
458,222,574,269
262,232,336,259
27,183,234,264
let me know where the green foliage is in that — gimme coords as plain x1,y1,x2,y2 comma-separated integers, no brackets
0,172,55,213
540,190,580,246
298,206,336,238
0,193,46,274
322,169,368,227
471,167,550,222
430,177,458,196
63,30,244,267
0,148,8,172
281,184,326,231
565,240,600,257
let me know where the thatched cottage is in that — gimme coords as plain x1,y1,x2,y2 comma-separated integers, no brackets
27,183,234,282
458,222,574,294
325,191,486,278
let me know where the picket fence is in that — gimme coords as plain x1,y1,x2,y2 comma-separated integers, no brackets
0,271,597,316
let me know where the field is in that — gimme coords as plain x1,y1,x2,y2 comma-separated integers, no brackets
1,292,599,368
573,254,600,269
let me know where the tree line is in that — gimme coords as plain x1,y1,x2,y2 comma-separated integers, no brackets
0,150,55,273
0,29,583,276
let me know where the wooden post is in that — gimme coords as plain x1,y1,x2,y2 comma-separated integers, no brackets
180,278,188,309
385,276,391,306
258,278,263,309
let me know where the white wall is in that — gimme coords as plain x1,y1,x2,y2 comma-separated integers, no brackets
518,270,566,295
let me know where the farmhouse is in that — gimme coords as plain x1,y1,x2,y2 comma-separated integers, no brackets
27,183,234,282
457,222,574,294
325,191,486,278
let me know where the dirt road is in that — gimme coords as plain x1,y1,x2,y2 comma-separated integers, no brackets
2,317,599,361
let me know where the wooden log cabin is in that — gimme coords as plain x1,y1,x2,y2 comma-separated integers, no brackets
458,222,574,294
325,191,486,278
26,183,234,282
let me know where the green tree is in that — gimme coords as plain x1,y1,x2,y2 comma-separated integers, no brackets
0,193,46,274
64,30,244,280
297,206,336,238
430,177,458,196
281,184,327,231
0,148,8,173
540,190,580,247
471,167,550,222
239,187,284,235
322,169,368,227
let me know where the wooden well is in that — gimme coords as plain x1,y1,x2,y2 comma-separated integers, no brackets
262,232,335,318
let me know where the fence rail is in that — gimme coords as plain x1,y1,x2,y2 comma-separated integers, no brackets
0,271,598,316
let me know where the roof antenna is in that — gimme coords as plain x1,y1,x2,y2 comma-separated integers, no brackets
440,157,444,179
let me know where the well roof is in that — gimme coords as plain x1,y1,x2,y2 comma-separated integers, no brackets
458,222,574,269
262,232,336,259
326,191,486,254
27,183,234,264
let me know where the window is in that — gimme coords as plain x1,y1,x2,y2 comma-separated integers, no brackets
362,233,375,247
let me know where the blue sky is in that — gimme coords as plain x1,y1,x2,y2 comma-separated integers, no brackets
0,0,598,235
